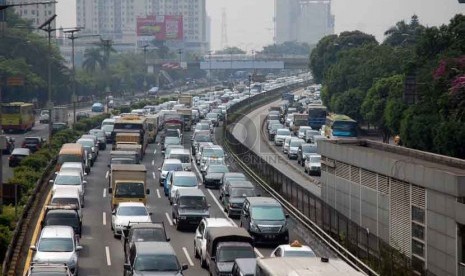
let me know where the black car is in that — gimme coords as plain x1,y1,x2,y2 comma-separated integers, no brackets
9,148,30,167
172,188,210,230
202,164,229,188
41,205,82,237
2,136,15,154
22,136,45,153
122,222,170,262
89,129,107,150
220,181,256,218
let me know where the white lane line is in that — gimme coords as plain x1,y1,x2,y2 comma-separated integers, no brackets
103,188,106,198
165,212,173,226
105,246,112,266
105,171,109,179
154,149,157,154
152,172,156,180
102,212,106,225
151,159,155,166
254,248,264,258
182,247,195,266
156,189,161,198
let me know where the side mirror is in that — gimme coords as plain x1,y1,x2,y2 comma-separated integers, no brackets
166,237,171,242
225,194,230,197
83,180,87,185
146,189,150,195
210,257,216,261
158,168,161,171
124,263,131,271
108,188,113,194
30,245,37,251
49,180,54,184
111,210,116,215
76,245,83,251
107,164,110,168
182,264,189,271
173,203,178,207
285,213,290,218
208,204,211,208
149,212,153,216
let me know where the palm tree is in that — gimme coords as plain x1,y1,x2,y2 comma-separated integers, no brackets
383,15,425,47
82,48,103,72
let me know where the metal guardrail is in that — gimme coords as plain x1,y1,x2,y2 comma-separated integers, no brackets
222,83,380,276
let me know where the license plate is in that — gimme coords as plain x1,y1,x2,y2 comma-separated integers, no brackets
265,235,276,239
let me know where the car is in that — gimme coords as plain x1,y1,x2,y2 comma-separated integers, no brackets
239,197,289,245
274,128,291,146
270,240,316,257
268,123,284,141
41,204,82,238
30,226,82,275
304,154,321,176
59,162,86,178
124,241,188,275
26,263,72,276
52,122,68,134
80,135,100,156
202,164,229,188
206,112,219,127
168,171,199,204
91,102,104,112
8,148,30,167
282,136,293,154
88,129,107,150
304,129,320,143
220,172,247,190
162,136,181,152
193,218,235,268
193,122,210,133
172,188,210,230
297,143,318,166
220,180,256,217
39,109,50,124
76,138,97,164
231,258,256,276
22,136,45,153
199,145,226,172
164,144,184,158
287,138,305,159
158,159,183,186
111,202,152,237
122,222,170,262
76,111,89,121
2,136,15,154
50,171,86,207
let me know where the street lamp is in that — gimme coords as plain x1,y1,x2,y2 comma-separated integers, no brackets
178,48,183,94
208,50,212,92
64,28,81,127
248,74,252,109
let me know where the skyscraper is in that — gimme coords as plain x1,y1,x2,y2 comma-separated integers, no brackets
9,0,56,29
275,0,334,45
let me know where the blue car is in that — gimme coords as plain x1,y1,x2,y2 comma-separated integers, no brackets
91,102,104,112
163,171,174,196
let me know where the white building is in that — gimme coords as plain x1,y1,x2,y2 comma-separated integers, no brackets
9,0,56,29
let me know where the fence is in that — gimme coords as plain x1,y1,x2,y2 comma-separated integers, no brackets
223,84,415,275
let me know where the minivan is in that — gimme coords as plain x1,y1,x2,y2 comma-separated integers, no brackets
239,197,289,245
51,187,83,220
166,148,192,171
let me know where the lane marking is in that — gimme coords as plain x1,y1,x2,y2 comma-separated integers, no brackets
154,149,157,154
103,212,106,225
151,159,155,166
182,247,195,266
105,171,109,179
105,246,112,266
103,188,106,198
152,172,156,180
165,212,173,226
156,189,161,198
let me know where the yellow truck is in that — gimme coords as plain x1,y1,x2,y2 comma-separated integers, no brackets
115,143,143,161
114,133,140,148
108,164,149,210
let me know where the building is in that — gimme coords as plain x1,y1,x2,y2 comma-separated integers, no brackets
9,0,56,29
274,0,334,45
318,139,465,276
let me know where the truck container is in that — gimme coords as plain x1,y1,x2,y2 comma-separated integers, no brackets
178,95,193,107
177,108,193,131
52,106,68,125
290,114,308,134
108,164,149,210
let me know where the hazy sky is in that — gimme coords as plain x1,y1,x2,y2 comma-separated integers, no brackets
56,0,465,52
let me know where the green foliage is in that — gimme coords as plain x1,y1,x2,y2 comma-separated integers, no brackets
432,121,465,158
261,41,312,55
215,47,246,55
331,88,365,122
383,15,425,47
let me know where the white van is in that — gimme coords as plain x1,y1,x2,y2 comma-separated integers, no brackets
59,162,87,177
166,148,192,171
50,187,82,220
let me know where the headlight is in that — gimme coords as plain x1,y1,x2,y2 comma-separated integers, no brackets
91,146,95,152
250,222,259,232
281,222,288,232
68,256,77,267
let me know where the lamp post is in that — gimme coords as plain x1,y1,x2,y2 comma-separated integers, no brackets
178,48,183,94
248,74,252,109
208,50,212,92
64,28,81,128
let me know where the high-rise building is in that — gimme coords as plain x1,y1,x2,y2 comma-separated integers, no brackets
9,0,56,29
275,0,334,45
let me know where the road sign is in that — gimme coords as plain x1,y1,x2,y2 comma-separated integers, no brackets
6,76,24,86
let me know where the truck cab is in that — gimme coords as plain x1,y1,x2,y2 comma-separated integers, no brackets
109,164,149,210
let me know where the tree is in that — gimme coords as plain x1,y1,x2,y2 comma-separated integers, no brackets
261,41,311,55
383,15,425,47
331,88,365,122
215,46,246,55
82,48,103,72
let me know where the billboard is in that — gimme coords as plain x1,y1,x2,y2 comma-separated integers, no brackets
136,15,183,41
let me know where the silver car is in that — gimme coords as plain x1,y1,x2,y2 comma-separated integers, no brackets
111,202,152,237
304,154,321,176
30,226,82,275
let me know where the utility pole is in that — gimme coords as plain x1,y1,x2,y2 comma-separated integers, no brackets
142,44,149,100
208,51,212,92
64,28,81,128
178,48,183,94
38,14,57,150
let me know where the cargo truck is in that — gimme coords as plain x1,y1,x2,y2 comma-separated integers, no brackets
52,106,68,125
290,114,308,135
177,108,193,131
178,95,193,107
108,164,149,210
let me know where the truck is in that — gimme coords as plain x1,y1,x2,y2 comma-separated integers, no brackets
108,164,149,210
281,92,294,104
39,109,50,124
177,108,193,131
178,95,193,107
290,114,308,134
52,106,68,125
206,226,256,276
114,133,140,150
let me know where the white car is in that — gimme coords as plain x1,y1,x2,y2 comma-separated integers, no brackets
158,158,183,186
59,162,87,178
274,129,291,146
270,240,316,257
111,202,152,237
297,126,312,139
287,138,305,159
304,154,321,176
282,136,293,154
168,171,199,204
31,226,82,275
51,171,86,207
194,218,235,268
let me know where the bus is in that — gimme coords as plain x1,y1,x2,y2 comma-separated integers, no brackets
307,105,327,130
324,114,358,139
1,102,35,132
256,257,365,276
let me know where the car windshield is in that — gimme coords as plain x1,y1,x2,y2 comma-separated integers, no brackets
206,113,217,119
203,148,224,157
195,135,211,142
173,176,197,187
115,183,145,198
217,246,255,262
25,138,39,143
302,145,317,153
134,254,180,271
131,228,166,242
45,214,79,228
290,140,303,147
231,187,255,197
51,198,79,206
89,130,105,138
207,165,229,173
169,154,190,163
284,250,316,257
117,206,148,216
54,175,81,185
277,129,290,135
251,206,285,220
309,156,321,163
179,196,207,209
196,124,210,130
38,237,74,252
101,125,114,132
78,140,94,147
165,137,180,144
162,163,183,171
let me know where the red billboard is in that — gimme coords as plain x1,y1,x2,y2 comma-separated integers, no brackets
136,15,183,40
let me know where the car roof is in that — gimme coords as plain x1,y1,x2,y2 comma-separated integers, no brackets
204,217,235,227
52,186,80,196
61,162,83,168
173,171,197,177
133,241,176,255
176,188,205,197
12,148,30,155
246,197,280,206
118,202,146,208
41,226,74,238
163,159,182,164
130,223,164,230
169,148,190,154
278,244,314,252
228,181,254,189
223,172,246,178
56,171,81,177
